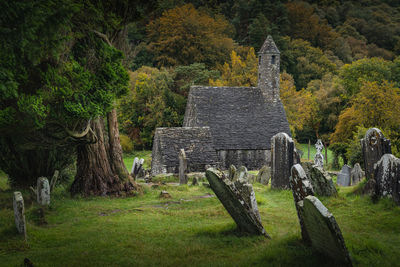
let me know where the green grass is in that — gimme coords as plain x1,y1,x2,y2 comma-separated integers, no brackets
123,150,152,171
1,168,400,266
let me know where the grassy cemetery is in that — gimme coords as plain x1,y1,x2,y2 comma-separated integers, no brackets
2,1,400,266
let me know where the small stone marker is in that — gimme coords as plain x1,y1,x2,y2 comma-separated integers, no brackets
373,154,400,205
298,196,352,266
301,162,337,196
289,164,314,243
13,192,27,239
205,168,269,237
350,163,364,185
271,132,294,189
337,165,351,186
159,191,171,198
179,149,188,185
361,128,391,180
314,139,324,168
257,166,271,185
37,177,50,206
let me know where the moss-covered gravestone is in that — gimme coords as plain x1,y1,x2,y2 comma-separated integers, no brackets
257,165,271,185
13,191,26,239
373,154,400,205
301,162,337,196
37,177,50,206
298,196,352,266
205,168,269,237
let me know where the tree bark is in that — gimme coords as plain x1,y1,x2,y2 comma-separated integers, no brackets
70,117,138,196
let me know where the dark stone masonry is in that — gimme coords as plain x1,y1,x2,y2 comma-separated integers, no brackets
151,36,290,174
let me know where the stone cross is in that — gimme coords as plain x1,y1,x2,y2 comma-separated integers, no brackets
373,154,400,205
298,196,352,266
37,177,50,206
337,165,351,187
271,132,294,189
350,163,364,185
13,191,27,239
314,139,324,168
289,164,314,243
205,168,269,237
179,149,188,185
361,128,391,180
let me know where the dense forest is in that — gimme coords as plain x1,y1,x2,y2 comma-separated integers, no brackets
1,0,400,189
118,0,400,168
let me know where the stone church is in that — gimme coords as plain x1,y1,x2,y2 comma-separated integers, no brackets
151,36,290,175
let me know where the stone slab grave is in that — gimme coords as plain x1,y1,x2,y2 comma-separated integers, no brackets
271,132,294,189
37,177,50,206
179,149,188,185
298,196,352,266
361,128,391,180
351,163,364,185
205,168,269,237
257,165,271,185
301,162,337,196
373,154,400,205
337,165,351,187
289,164,314,243
13,191,27,239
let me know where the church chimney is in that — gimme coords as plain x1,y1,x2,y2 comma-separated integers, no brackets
258,35,280,102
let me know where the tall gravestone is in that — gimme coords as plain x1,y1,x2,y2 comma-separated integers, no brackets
205,168,269,237
289,164,314,243
37,177,50,206
298,196,352,266
179,149,188,185
337,165,351,187
271,132,294,189
314,139,324,168
373,154,400,205
361,128,391,180
350,163,364,185
13,191,27,239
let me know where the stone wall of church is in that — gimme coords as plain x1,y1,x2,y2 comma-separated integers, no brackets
217,149,271,170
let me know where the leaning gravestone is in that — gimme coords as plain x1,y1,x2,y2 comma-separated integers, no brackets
361,128,391,180
13,191,27,239
373,154,400,205
257,166,271,185
314,139,324,168
350,163,364,185
301,162,337,196
179,149,188,185
298,196,352,266
205,168,269,237
289,164,314,243
337,165,351,187
271,132,294,189
37,177,50,206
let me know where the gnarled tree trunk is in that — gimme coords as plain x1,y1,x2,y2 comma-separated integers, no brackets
70,117,138,196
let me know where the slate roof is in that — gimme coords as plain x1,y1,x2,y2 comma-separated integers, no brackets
153,127,218,169
259,35,280,54
183,86,291,150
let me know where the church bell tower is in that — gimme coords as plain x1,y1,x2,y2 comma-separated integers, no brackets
258,35,280,102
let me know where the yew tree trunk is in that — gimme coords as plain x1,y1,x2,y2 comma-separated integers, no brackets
70,117,138,196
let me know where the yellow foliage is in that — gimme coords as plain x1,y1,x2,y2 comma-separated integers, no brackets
209,47,257,87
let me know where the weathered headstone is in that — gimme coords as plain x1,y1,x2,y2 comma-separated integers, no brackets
228,165,237,180
179,149,188,185
373,154,400,205
289,164,314,243
314,139,324,168
298,196,352,266
257,166,271,185
131,157,139,175
361,128,391,180
337,165,351,187
233,166,248,182
13,192,27,239
301,162,337,196
271,132,294,189
37,177,50,206
205,168,269,237
350,163,364,185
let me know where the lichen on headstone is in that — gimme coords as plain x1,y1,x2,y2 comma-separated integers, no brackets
314,139,324,168
13,191,27,239
337,165,351,187
205,168,269,237
301,162,337,196
271,132,294,189
37,177,50,206
350,163,364,185
257,165,271,185
373,153,400,205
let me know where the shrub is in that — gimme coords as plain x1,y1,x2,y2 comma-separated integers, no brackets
120,134,134,153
